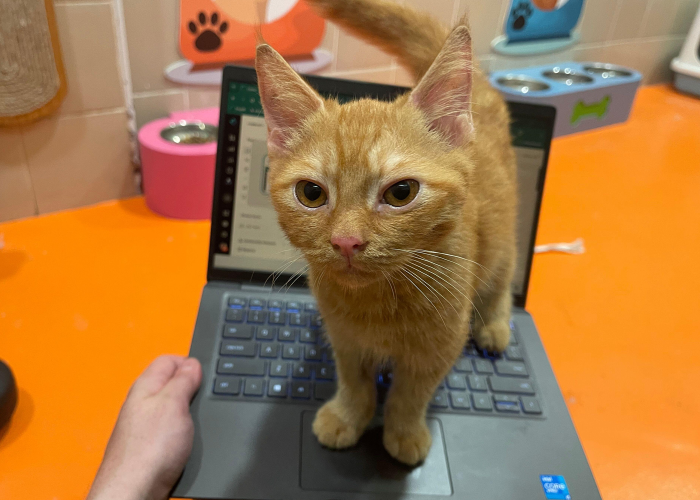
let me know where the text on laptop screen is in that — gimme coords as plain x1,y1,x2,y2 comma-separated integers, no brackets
212,80,549,297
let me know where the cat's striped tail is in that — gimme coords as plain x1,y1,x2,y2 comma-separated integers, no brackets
305,0,453,83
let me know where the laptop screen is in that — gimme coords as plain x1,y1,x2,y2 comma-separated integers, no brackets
208,66,554,307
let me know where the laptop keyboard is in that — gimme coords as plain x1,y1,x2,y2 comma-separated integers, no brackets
212,295,543,417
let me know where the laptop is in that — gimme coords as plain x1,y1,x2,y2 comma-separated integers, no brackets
172,65,602,500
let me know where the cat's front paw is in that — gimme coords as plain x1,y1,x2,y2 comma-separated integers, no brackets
312,399,365,449
472,319,510,353
383,422,432,466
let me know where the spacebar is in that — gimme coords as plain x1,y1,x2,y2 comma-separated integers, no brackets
488,377,535,395
217,359,265,376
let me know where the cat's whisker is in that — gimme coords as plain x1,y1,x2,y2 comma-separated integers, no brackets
313,265,328,290
393,248,493,289
409,249,496,278
381,270,398,308
406,259,473,304
404,265,460,318
399,269,448,329
409,254,483,303
265,255,303,291
280,264,309,294
406,261,485,327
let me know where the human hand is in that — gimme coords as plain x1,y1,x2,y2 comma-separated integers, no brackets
87,355,202,500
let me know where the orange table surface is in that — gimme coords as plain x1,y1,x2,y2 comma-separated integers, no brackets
1,84,700,499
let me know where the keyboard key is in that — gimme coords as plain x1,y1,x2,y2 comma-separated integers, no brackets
270,361,289,378
488,377,535,395
228,297,246,307
453,357,473,373
521,397,542,414
450,393,470,409
249,298,265,308
430,391,449,408
268,311,286,325
268,300,284,310
494,360,528,377
223,325,254,339
310,314,323,327
260,343,279,358
244,379,264,396
494,395,520,403
494,395,520,413
314,381,336,400
464,344,480,357
505,346,524,361
495,401,520,413
213,376,241,395
305,346,322,361
247,310,267,323
289,313,308,326
474,359,494,374
286,301,302,311
225,308,245,322
217,359,265,376
299,329,318,343
472,394,493,411
446,374,467,390
220,340,256,357
315,363,335,380
256,327,276,340
282,345,301,360
293,363,311,379
291,381,311,399
279,328,296,342
322,346,334,362
304,302,318,312
268,380,287,398
468,375,488,391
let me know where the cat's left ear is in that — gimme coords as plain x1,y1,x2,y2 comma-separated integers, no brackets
255,44,325,154
409,25,474,148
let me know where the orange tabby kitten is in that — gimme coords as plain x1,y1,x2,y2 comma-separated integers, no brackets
255,0,516,465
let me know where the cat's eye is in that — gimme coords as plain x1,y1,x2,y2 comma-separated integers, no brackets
383,180,419,207
295,180,328,208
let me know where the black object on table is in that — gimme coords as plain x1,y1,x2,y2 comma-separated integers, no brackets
0,359,17,430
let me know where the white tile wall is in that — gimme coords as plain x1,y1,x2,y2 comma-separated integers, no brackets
3,0,699,222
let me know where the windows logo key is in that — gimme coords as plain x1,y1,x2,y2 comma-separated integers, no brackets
540,475,571,500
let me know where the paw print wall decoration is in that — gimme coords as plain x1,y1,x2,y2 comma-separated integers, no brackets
179,0,325,65
188,12,229,51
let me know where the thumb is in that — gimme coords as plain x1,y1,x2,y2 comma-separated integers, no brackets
162,358,202,403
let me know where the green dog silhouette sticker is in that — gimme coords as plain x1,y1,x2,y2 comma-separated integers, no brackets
571,95,611,125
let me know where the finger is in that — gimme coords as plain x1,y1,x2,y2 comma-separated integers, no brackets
131,355,186,397
161,358,202,404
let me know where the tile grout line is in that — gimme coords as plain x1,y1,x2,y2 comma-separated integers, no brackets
132,89,188,99
606,0,625,43
331,24,340,73
327,65,397,78
638,0,655,39
451,0,461,26
54,1,111,6
17,129,40,217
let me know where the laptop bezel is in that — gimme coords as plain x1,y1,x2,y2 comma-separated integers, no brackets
206,65,555,309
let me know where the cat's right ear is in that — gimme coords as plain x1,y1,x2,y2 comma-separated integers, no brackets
255,44,325,154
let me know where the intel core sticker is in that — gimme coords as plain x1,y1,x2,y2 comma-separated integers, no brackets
540,475,571,500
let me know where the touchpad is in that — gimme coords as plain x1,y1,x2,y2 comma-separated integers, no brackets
300,411,452,496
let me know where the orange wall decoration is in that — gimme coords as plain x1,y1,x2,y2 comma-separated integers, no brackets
179,0,326,65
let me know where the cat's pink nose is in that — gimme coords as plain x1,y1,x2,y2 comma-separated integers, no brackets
331,236,367,265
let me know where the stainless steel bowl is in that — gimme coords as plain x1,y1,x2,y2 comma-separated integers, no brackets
496,75,551,93
160,121,218,144
542,67,594,85
583,63,633,79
